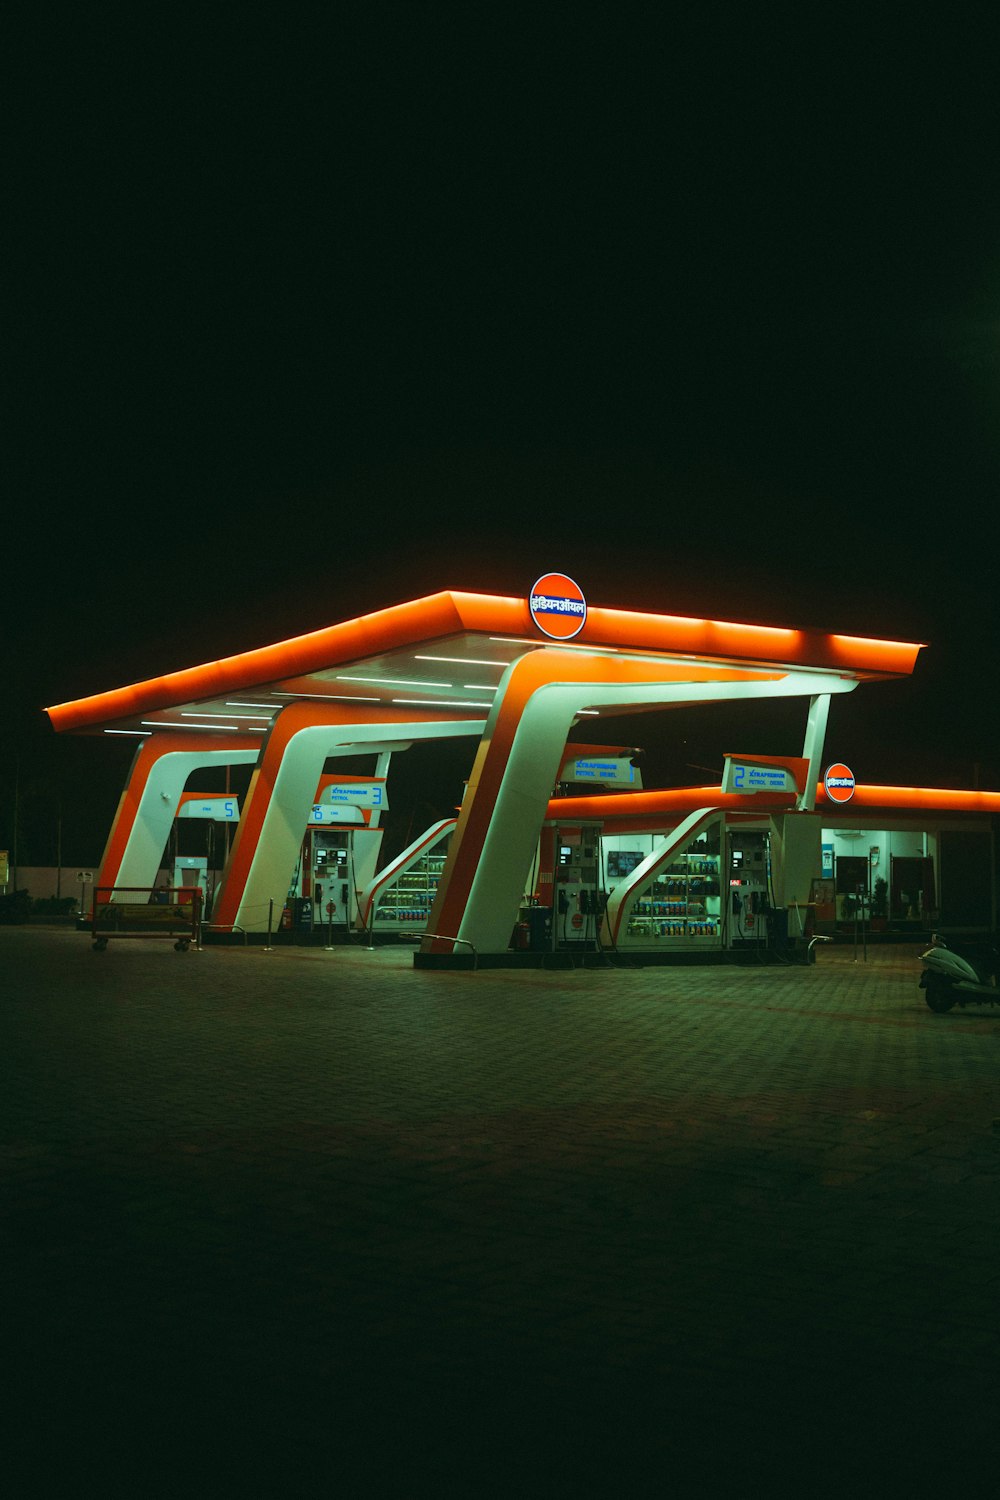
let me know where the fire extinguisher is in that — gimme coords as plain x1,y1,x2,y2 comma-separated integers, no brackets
281,905,292,931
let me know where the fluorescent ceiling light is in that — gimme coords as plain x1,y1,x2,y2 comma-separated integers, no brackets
104,729,151,736
182,711,272,720
489,637,620,654
225,702,280,710
463,684,497,691
336,675,452,688
576,710,600,716
391,699,492,709
274,691,381,701
140,720,264,732
414,655,508,667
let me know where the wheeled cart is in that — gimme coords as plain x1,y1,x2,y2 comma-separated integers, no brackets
90,887,201,951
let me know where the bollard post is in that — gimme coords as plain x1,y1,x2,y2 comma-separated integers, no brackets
853,893,859,964
265,898,273,953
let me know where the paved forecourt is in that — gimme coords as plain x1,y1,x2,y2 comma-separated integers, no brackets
3,928,1000,1495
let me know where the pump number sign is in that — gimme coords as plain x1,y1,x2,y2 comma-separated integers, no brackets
722,760,795,794
530,572,587,640
824,763,856,803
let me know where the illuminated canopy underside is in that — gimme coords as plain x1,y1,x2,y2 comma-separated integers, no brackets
46,590,925,737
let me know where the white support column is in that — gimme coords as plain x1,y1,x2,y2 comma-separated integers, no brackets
452,673,856,956
117,750,258,891
768,815,822,909
798,693,833,811
232,725,481,931
371,750,393,830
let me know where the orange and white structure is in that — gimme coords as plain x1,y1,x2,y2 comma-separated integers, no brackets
45,580,996,959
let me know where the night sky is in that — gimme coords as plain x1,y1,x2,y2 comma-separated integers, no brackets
6,10,1000,864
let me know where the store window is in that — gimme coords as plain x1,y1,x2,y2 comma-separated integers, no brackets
623,824,722,945
371,828,453,932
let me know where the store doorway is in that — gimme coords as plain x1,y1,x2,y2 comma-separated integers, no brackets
890,856,935,923
835,854,869,923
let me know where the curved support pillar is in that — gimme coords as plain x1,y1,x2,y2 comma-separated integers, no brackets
423,653,858,956
210,703,486,932
797,694,832,812
96,734,259,895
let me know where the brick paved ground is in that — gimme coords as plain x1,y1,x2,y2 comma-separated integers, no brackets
3,927,1000,1496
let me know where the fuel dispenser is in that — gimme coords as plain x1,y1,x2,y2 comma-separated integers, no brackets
302,777,388,936
553,821,605,951
312,831,356,928
173,856,208,902
726,829,772,945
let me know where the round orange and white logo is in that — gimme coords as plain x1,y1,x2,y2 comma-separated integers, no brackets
529,572,587,640
824,763,856,803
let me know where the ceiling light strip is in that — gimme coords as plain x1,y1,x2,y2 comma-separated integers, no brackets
336,675,452,688
270,692,382,701
488,636,621,653
181,711,273,720
413,656,509,667
391,699,493,709
140,720,265,732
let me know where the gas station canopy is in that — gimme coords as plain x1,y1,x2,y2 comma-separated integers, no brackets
46,590,923,737
44,585,939,961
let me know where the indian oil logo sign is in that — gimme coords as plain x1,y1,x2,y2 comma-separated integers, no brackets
824,762,856,804
529,572,587,640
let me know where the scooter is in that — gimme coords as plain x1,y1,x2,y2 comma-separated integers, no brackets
919,934,1000,1012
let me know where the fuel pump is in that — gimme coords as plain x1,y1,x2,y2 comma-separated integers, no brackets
726,829,771,946
312,832,354,927
553,822,604,950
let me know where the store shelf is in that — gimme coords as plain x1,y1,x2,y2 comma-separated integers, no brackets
370,839,451,931
618,850,722,946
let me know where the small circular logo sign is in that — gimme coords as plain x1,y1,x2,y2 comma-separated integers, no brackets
824,762,856,803
529,572,587,640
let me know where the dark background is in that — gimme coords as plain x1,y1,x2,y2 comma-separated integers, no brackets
5,7,1000,866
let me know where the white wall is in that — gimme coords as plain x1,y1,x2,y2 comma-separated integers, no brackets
887,829,926,857
8,866,221,901
5,867,98,900
822,828,927,863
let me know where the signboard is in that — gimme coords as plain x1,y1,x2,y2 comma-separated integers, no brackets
824,763,856,804
320,781,387,810
309,805,366,825
722,758,797,795
0,850,7,885
562,757,642,789
175,797,240,821
529,572,587,641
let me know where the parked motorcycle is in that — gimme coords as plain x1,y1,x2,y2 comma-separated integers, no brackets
919,934,1000,1012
